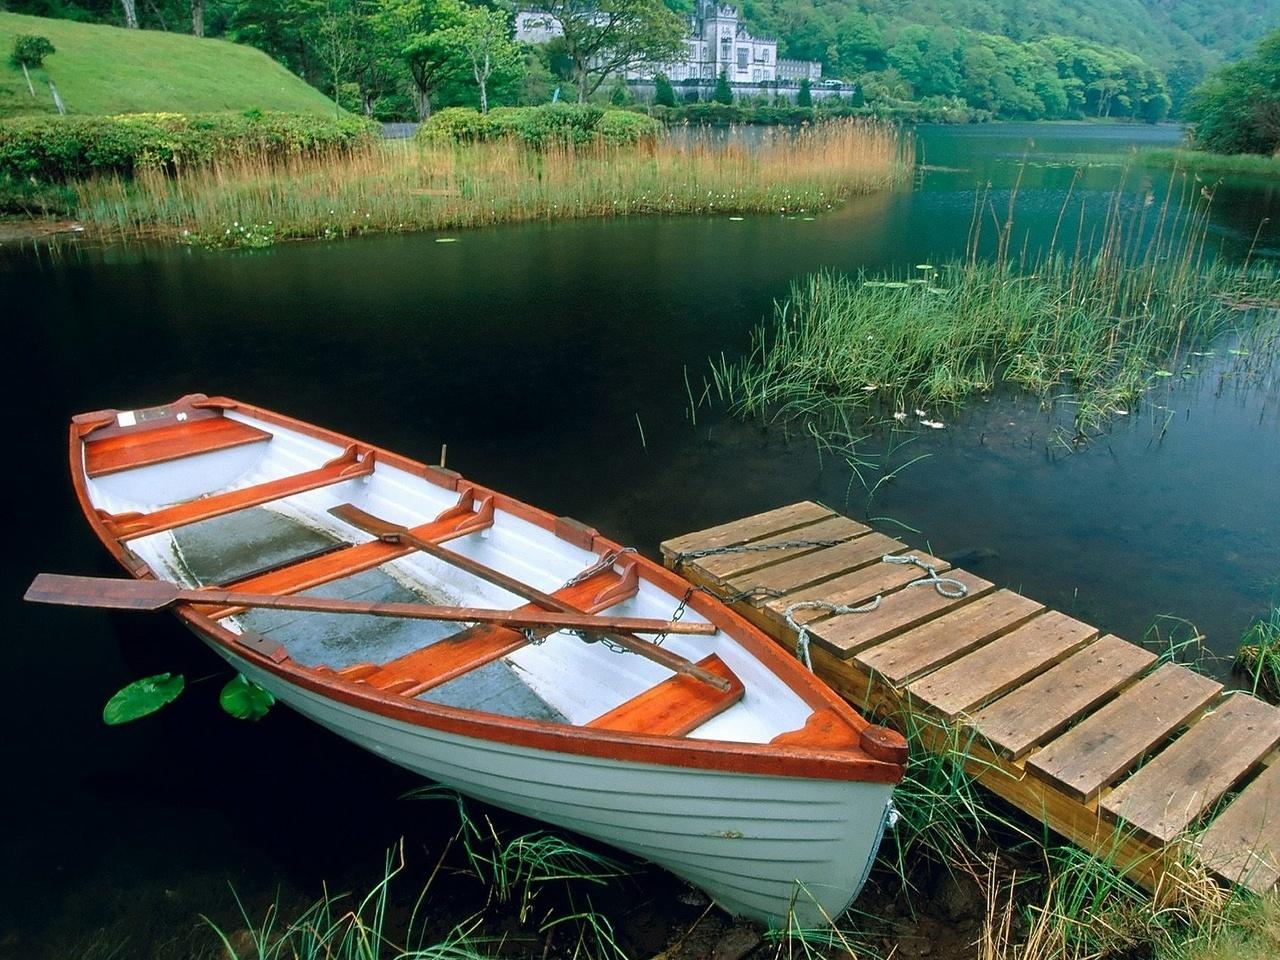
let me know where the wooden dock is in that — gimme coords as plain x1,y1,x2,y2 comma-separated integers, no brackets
661,501,1280,895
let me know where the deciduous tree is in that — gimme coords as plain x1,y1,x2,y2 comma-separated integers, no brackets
539,0,685,103
444,5,519,113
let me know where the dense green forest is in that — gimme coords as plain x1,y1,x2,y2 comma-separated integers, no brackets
1,0,1276,121
1183,26,1280,155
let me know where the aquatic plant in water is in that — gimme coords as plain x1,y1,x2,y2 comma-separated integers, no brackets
709,171,1280,437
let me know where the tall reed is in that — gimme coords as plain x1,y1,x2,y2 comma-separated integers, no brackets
71,120,909,245
710,171,1280,433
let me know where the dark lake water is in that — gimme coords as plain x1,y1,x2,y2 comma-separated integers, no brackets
2,121,1279,956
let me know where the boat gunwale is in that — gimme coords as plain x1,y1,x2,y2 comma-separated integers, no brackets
69,394,905,785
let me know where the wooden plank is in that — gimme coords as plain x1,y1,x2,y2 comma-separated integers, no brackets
808,569,994,656
970,635,1156,760
586,655,743,736
1101,693,1280,843
108,449,374,541
907,610,1098,720
692,516,869,587
1026,663,1223,803
364,571,625,694
760,550,953,630
806,643,1193,898
1197,763,1280,892
855,589,1044,686
85,416,271,477
660,501,837,559
723,532,906,599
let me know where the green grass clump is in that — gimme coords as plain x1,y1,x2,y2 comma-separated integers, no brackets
1233,606,1280,703
0,12,339,119
68,118,909,245
1140,148,1280,178
710,179,1280,433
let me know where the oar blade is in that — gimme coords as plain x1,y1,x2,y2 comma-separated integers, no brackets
329,503,407,539
25,573,180,611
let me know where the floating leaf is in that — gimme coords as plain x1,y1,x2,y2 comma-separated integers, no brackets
1153,370,1174,377
915,263,935,271
728,216,744,221
104,673,185,725
220,674,275,721
882,281,910,289
1230,348,1251,356
435,237,458,243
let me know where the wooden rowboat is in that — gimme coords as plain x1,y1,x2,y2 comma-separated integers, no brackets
64,394,907,927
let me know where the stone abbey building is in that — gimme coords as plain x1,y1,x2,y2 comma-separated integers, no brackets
514,3,823,86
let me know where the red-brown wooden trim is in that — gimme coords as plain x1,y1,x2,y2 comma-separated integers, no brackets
104,444,376,541
587,655,743,736
196,507,495,619
68,395,905,785
365,569,630,696
85,416,272,478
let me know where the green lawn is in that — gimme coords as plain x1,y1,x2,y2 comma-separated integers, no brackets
1,12,338,119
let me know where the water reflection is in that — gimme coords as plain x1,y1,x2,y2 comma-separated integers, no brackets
2,121,1278,957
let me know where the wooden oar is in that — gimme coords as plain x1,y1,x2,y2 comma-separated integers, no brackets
327,503,732,692
23,573,716,636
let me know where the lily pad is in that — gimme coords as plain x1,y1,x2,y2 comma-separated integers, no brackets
104,673,185,725
220,674,276,721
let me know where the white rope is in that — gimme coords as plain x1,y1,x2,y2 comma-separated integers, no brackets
882,554,969,599
783,595,883,669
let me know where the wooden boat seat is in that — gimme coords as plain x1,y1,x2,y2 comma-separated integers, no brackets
195,490,495,619
362,566,636,696
85,416,272,478
586,655,742,736
102,444,377,541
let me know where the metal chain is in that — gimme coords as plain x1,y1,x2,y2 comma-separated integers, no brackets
670,537,853,565
882,554,969,599
562,546,638,588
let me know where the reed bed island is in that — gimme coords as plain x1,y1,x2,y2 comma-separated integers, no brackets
68,117,909,247
710,179,1280,435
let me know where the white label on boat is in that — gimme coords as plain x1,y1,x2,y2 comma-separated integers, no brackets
116,411,137,428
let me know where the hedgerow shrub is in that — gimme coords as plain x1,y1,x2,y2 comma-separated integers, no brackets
417,104,661,148
0,111,378,180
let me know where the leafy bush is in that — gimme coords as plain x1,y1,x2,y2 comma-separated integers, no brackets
417,106,498,142
417,104,660,148
10,34,55,68
595,109,662,144
0,111,378,181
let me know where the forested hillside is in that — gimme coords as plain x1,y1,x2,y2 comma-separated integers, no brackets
2,0,1276,121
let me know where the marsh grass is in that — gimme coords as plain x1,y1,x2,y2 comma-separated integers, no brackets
709,171,1280,435
1141,148,1280,179
70,120,908,246
1234,606,1280,703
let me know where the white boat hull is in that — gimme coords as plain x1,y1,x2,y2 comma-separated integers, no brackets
211,638,894,928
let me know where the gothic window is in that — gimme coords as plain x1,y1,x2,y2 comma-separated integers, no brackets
737,47,748,69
